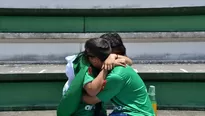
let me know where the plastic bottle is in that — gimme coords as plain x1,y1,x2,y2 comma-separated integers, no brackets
148,85,157,116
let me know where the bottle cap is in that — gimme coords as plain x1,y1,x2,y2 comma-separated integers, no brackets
148,85,155,96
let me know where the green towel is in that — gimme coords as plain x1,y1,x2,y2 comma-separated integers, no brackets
57,54,89,116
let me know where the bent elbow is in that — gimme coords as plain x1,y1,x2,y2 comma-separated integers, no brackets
85,84,98,96
85,100,96,105
83,96,97,105
128,61,133,66
86,89,97,97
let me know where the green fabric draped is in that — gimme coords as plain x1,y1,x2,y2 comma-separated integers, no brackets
57,54,89,116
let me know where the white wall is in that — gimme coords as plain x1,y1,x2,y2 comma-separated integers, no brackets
1,42,205,63
0,0,205,9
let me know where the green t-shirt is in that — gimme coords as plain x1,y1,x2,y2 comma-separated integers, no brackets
72,73,95,116
57,54,89,116
96,66,155,116
73,67,106,116
71,67,95,116
72,101,95,116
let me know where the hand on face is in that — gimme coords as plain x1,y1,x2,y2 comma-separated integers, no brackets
102,54,126,70
102,54,116,70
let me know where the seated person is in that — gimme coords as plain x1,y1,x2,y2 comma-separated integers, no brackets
61,35,132,116
83,38,155,116
94,33,132,115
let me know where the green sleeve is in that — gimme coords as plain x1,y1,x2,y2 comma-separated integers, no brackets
96,73,124,102
83,72,94,87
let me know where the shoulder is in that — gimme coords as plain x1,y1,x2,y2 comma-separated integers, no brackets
107,68,124,81
110,65,132,74
108,65,134,78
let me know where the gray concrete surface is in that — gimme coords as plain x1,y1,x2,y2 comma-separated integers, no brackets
0,110,205,116
0,64,205,74
1,32,205,43
1,32,205,63
0,0,204,9
1,42,205,64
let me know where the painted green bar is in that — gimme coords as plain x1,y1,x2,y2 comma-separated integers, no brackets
1,15,205,33
0,73,67,82
1,81,205,111
1,7,205,16
1,73,205,82
0,82,64,110
0,16,84,33
139,73,205,82
146,82,205,109
85,15,205,32
0,73,205,110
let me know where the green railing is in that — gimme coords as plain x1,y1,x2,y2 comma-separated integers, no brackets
0,73,205,111
1,6,205,33
1,15,205,33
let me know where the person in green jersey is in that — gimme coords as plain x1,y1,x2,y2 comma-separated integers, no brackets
63,33,131,96
82,38,155,116
94,33,133,116
70,37,129,116
60,34,132,116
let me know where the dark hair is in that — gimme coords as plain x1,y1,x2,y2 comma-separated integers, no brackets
100,33,126,55
84,38,111,61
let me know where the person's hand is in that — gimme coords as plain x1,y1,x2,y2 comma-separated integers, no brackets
114,59,126,67
102,54,126,70
102,54,117,70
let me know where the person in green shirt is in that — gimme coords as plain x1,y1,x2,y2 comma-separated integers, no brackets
71,37,130,116
60,34,132,116
82,38,155,116
93,33,133,116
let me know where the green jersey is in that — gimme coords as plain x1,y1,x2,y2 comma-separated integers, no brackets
72,71,95,116
72,101,95,116
96,66,155,116
73,66,106,116
57,54,89,116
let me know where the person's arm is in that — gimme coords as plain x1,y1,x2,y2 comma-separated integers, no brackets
102,54,132,70
83,73,123,104
117,55,133,66
83,69,108,97
83,94,101,105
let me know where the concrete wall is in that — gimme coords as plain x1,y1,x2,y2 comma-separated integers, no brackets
0,0,205,9
1,42,205,64
1,32,205,63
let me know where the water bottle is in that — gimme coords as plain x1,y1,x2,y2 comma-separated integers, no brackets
148,85,157,116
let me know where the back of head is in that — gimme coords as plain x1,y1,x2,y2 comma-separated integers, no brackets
84,38,111,61
100,33,126,55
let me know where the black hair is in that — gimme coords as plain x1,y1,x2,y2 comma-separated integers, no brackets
84,38,111,61
100,33,126,55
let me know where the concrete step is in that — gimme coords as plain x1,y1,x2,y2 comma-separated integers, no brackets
0,64,205,111
1,32,205,64
0,110,205,116
1,64,205,81
1,64,205,74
